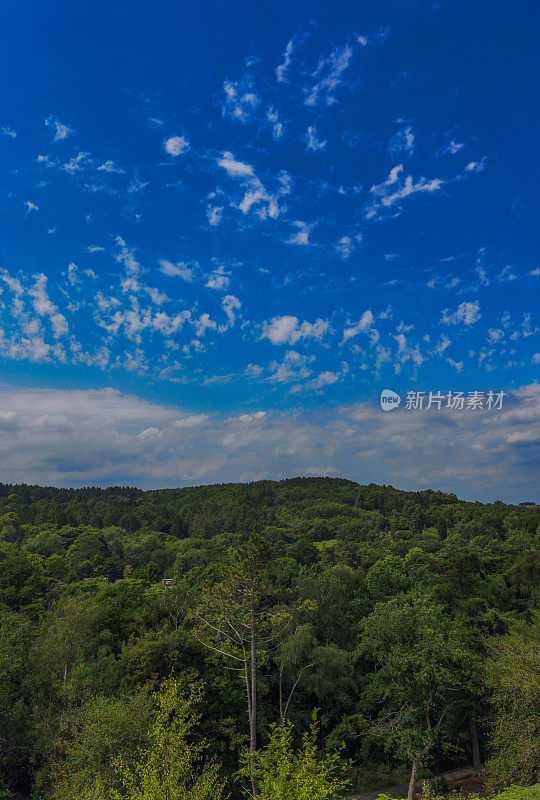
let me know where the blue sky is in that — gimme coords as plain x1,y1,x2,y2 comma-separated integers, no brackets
0,0,538,499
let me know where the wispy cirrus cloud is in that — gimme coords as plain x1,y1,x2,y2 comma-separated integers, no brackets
305,125,327,151
266,106,285,139
217,151,291,220
305,42,354,106
388,121,415,157
304,29,387,107
365,164,444,220
276,38,295,82
222,78,260,121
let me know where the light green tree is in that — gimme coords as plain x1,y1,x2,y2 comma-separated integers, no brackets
104,679,227,800
239,714,349,800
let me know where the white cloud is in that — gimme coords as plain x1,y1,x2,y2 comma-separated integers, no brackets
342,310,374,341
442,300,481,326
97,159,125,173
115,236,141,275
303,371,340,391
25,201,39,214
63,151,89,174
218,153,291,221
29,273,56,317
2,272,23,294
207,206,224,226
159,259,194,282
305,43,353,106
173,414,209,428
498,265,517,283
488,328,504,344
205,266,230,291
437,139,464,156
1,126,17,138
276,38,294,82
465,157,487,173
446,358,464,372
388,123,415,157
305,125,327,151
194,313,217,337
336,234,361,259
127,176,148,194
245,363,263,378
366,164,444,220
0,384,535,500
304,30,386,107
286,220,312,245
222,79,259,122
87,245,105,253
266,350,313,383
475,249,490,286
136,427,162,440
218,151,254,177
222,295,241,327
357,27,389,46
45,115,74,141
393,332,424,371
230,411,266,424
434,334,452,354
66,262,80,286
50,313,68,338
164,136,190,156
336,236,353,259
262,315,329,345
267,107,284,139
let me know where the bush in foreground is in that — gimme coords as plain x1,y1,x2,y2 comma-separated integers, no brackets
239,714,350,800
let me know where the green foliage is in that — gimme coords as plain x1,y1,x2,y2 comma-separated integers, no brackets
49,690,154,800
239,715,349,799
0,478,536,797
102,679,227,800
359,592,479,775
67,531,112,578
376,784,540,800
0,540,49,614
0,511,23,543
0,608,33,798
485,622,540,788
491,786,540,800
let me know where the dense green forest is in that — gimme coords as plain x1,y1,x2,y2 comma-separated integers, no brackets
0,478,538,799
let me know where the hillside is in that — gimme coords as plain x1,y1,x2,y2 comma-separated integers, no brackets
0,478,538,798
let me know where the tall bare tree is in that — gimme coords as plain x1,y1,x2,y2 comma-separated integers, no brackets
189,534,291,796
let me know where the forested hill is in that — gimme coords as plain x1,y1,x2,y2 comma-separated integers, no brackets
0,478,538,799
0,475,534,537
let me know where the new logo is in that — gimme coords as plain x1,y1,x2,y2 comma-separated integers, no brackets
380,389,401,411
